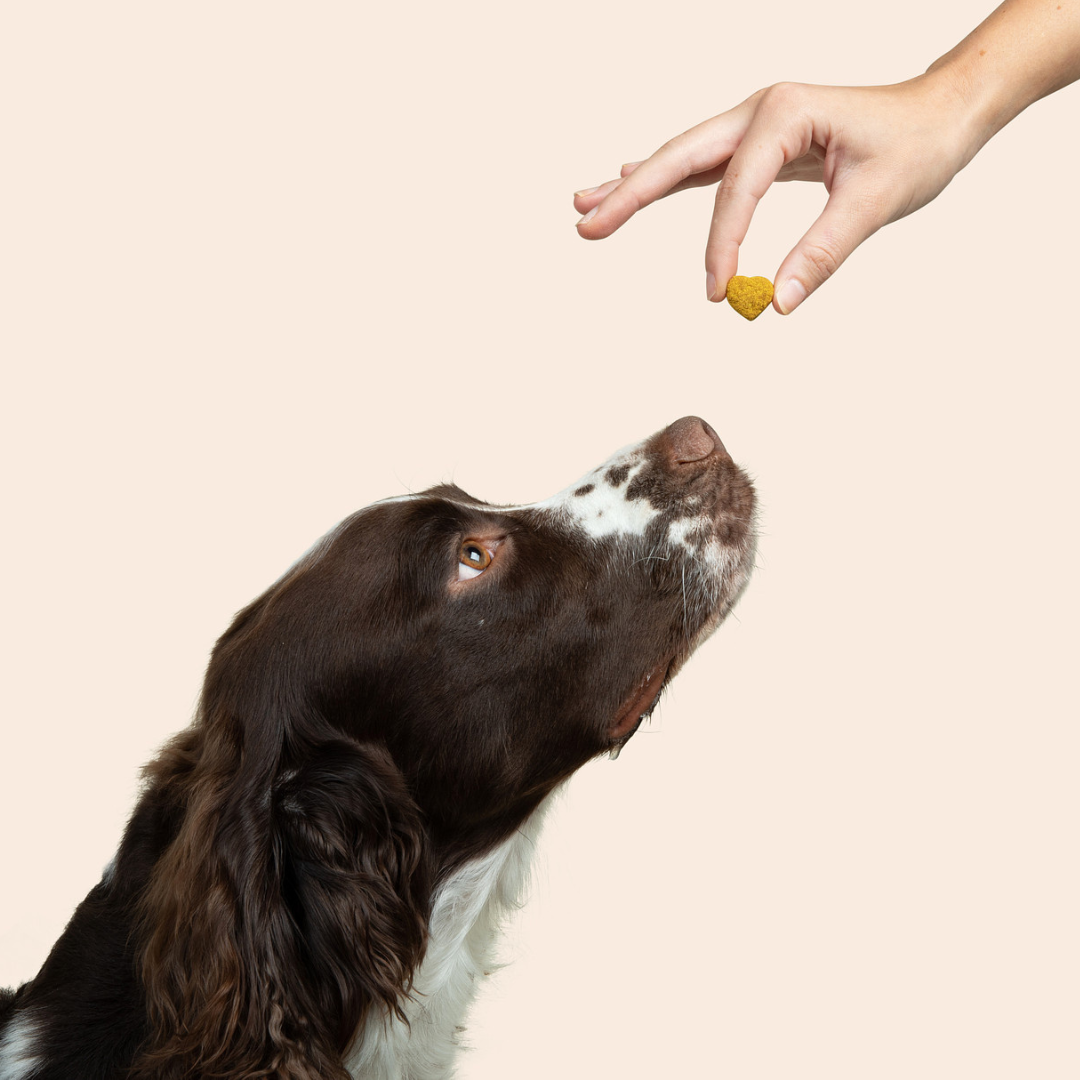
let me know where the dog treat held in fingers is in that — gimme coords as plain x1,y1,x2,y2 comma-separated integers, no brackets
726,275,774,320
0,417,756,1080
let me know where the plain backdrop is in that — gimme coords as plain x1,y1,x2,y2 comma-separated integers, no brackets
1,3,1077,1078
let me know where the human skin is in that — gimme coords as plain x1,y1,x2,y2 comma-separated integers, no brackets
573,0,1080,314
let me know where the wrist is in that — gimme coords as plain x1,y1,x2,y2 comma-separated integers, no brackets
924,0,1080,153
921,47,1016,165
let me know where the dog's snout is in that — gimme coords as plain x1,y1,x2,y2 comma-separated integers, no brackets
666,416,726,463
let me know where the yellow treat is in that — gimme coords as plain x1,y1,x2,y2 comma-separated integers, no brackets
725,276,774,321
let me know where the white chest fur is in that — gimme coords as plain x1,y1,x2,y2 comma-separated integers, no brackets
345,795,555,1080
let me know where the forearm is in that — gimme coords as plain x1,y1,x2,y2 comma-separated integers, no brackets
927,0,1080,156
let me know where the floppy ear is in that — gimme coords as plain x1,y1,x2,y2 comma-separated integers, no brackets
132,726,430,1080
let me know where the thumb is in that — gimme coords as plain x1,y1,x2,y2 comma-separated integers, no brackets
773,185,888,314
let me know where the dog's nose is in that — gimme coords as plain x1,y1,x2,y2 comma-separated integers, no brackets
666,416,726,463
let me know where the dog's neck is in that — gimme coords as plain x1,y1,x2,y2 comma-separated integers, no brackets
345,791,557,1080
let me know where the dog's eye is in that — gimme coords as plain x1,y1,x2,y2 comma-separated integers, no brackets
457,541,493,581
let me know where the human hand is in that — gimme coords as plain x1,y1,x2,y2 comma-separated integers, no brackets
573,74,980,314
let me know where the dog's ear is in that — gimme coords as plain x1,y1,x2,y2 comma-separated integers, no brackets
132,727,430,1080
273,739,431,1042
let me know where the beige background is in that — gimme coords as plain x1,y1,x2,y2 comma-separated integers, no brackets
1,2,1077,1077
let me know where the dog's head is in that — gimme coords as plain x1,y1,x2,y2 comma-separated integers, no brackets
207,415,755,846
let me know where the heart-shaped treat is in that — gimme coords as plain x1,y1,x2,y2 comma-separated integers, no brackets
725,276,774,321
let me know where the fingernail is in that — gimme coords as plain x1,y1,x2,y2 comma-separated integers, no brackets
775,278,807,315
576,206,598,227
574,185,600,197
706,272,718,301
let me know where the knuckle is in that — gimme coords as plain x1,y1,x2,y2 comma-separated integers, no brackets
656,134,695,177
758,81,806,115
605,181,643,221
800,238,843,281
713,171,748,207
747,83,815,164
621,186,645,217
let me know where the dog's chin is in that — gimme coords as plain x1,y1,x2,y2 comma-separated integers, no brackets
605,659,672,759
604,612,729,759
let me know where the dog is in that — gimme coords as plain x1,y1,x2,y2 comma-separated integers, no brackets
0,416,756,1080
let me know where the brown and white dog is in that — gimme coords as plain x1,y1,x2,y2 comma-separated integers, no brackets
0,416,756,1080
